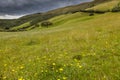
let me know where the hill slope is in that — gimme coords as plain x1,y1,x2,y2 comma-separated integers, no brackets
0,12,120,80
86,0,120,12
0,0,112,31
0,0,120,79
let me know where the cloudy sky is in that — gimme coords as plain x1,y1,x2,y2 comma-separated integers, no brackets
0,0,92,19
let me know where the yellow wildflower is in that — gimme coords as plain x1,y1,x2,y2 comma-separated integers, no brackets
63,77,67,80
20,66,24,69
4,64,7,67
106,41,108,44
12,69,15,72
41,70,44,72
93,53,96,56
70,64,73,66
45,70,48,72
52,63,56,66
74,58,80,62
48,59,51,61
56,70,58,72
59,68,63,72
63,64,66,67
3,76,7,79
18,77,24,80
79,65,82,68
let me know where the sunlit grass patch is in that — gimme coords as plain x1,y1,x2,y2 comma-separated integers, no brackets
86,0,120,12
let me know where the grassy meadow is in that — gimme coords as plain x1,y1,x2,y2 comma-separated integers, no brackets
0,12,120,80
86,0,120,12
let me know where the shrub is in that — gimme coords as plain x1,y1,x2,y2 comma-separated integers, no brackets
34,24,39,27
41,21,53,27
89,13,94,16
73,55,83,61
112,3,120,12
4,27,10,30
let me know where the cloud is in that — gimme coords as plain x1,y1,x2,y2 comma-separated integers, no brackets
0,0,92,19
0,15,23,19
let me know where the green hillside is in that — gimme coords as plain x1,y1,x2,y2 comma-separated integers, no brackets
0,12,120,80
86,0,120,12
0,0,112,31
0,0,120,80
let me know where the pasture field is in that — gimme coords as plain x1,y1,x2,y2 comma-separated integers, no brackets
0,12,120,80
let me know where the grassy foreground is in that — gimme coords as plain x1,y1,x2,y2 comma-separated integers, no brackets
0,12,120,80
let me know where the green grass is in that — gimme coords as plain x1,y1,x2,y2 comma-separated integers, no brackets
0,12,120,80
10,22,31,31
86,0,120,12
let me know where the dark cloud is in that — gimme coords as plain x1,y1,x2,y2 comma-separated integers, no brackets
0,0,92,15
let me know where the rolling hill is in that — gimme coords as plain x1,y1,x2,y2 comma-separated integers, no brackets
0,12,120,80
86,0,120,12
0,0,120,80
0,0,115,31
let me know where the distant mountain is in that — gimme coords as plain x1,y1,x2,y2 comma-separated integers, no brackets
0,0,119,31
